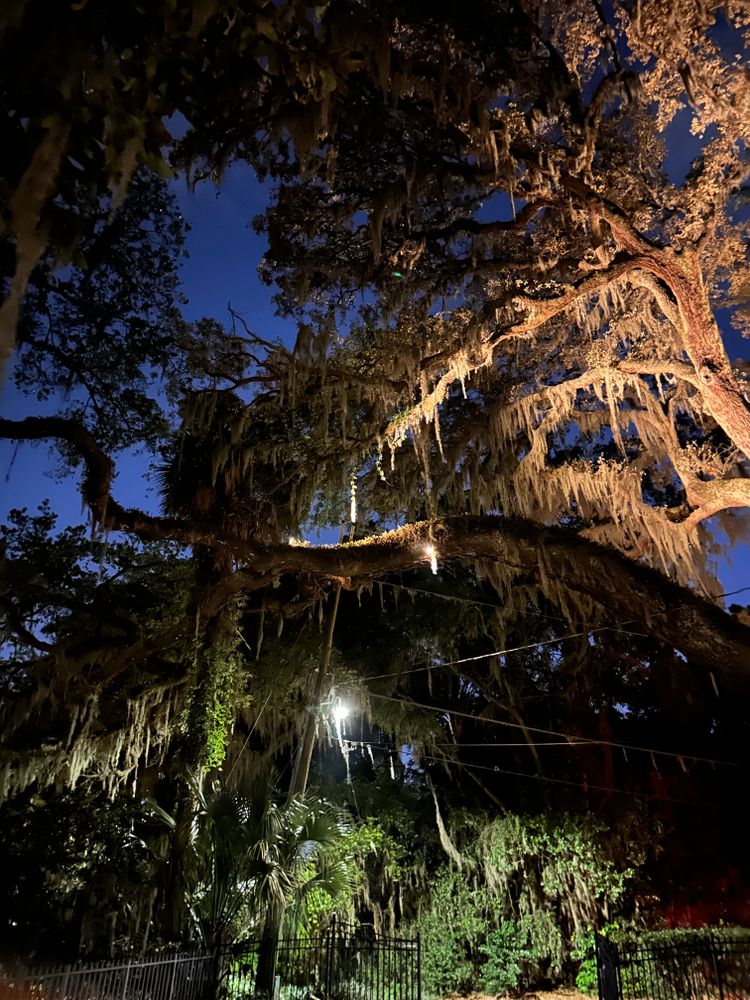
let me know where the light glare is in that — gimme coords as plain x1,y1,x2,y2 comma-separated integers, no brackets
333,702,349,724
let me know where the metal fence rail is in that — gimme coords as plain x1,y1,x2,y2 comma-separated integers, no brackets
9,951,214,1000
221,920,421,1000
596,931,750,1000
4,923,420,1000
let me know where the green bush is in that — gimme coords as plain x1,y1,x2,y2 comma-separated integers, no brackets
478,920,534,994
417,813,636,996
419,871,485,995
572,925,750,1000
619,926,750,1000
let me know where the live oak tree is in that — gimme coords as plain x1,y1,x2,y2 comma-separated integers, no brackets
14,170,190,453
2,0,750,801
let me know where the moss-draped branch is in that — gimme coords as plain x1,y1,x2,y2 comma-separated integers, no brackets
2,416,749,683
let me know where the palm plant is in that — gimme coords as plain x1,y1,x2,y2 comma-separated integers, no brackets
151,768,351,951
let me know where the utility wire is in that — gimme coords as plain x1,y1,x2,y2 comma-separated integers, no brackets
366,625,648,679
336,737,742,811
376,579,750,613
366,691,744,768
226,691,272,781
364,583,750,676
402,752,736,810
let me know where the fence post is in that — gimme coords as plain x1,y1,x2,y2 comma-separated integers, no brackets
416,932,421,1000
166,952,178,1000
60,963,72,1000
595,932,620,1000
120,957,133,1000
324,915,336,1000
709,933,725,1000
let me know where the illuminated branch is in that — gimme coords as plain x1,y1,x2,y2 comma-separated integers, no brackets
2,417,749,679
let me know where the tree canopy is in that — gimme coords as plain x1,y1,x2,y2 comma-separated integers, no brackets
1,0,750,887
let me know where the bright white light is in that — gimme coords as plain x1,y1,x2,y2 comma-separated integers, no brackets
333,702,349,725
424,543,438,575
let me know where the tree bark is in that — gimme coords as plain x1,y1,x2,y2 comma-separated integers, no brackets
255,900,283,999
0,120,69,380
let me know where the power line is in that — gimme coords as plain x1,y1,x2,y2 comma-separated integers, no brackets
373,579,750,623
364,582,750,678
366,624,648,679
336,736,741,811
226,691,272,781
406,752,735,810
366,691,744,768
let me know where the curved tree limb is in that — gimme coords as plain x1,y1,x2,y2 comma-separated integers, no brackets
2,416,749,682
204,519,750,684
563,177,750,460
0,596,54,652
385,251,690,443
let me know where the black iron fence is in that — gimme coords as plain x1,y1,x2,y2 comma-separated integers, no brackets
3,922,420,1000
7,951,215,1000
596,930,750,999
221,920,421,1000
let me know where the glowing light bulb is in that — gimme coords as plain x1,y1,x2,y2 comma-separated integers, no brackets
424,543,438,575
333,702,349,725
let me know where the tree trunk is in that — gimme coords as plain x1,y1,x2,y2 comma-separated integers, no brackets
255,902,283,998
163,787,193,942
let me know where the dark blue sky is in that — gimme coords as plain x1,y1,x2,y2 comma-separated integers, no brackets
0,163,294,523
1,162,748,603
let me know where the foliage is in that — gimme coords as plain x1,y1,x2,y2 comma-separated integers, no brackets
616,926,750,1000
15,171,189,454
2,0,750,800
1,0,750,976
413,810,639,996
0,785,161,960
298,819,403,932
571,924,622,997
183,606,248,771
173,770,351,947
478,921,536,995
418,871,485,995
0,505,194,800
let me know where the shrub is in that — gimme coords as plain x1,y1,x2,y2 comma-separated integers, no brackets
478,920,535,994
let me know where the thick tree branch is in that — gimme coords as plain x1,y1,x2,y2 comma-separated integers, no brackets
215,518,750,684
416,199,549,244
681,478,750,530
0,597,54,652
0,120,69,380
386,252,675,442
563,178,750,460
3,417,749,681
